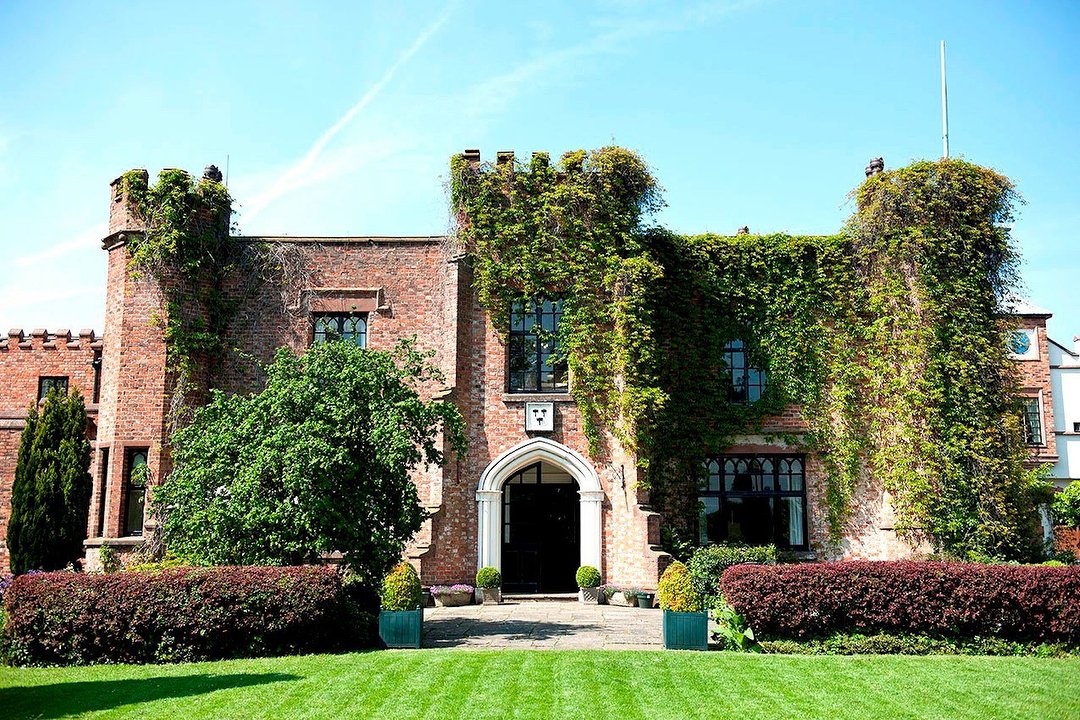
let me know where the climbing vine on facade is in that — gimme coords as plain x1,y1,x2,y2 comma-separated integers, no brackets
451,149,1044,560
120,168,233,427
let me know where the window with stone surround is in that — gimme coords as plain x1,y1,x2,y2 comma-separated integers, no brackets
123,449,149,537
699,454,807,549
508,298,568,393
1021,396,1043,446
312,313,367,348
37,375,68,400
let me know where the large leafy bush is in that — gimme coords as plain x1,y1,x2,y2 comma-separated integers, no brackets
154,340,466,583
688,543,776,602
720,561,1080,643
1053,483,1080,528
3,566,370,666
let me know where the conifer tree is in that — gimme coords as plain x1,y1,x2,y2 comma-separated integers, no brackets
6,388,93,574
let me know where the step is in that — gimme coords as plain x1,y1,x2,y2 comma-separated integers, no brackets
501,592,578,602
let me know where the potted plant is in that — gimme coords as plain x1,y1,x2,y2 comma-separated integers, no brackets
576,565,602,603
431,583,474,606
476,566,502,604
378,561,423,648
658,561,707,650
636,590,655,609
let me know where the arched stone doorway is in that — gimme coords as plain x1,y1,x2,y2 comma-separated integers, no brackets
476,437,603,592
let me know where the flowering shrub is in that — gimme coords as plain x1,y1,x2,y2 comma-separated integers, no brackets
3,565,373,666
431,584,474,595
720,561,1080,643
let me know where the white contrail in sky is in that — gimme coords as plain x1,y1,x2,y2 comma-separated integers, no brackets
242,4,456,224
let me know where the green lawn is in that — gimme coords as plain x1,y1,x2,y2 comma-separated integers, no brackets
1,650,1077,720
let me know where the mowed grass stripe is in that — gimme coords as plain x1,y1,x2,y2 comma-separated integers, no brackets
0,650,1077,720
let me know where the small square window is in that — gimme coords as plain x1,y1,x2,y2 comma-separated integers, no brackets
38,376,69,400
1073,422,1080,434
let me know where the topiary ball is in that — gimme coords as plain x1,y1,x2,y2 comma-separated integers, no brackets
380,561,422,611
658,560,702,612
475,566,502,589
575,565,601,588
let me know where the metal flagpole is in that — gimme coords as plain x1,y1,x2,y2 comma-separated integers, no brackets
940,40,950,159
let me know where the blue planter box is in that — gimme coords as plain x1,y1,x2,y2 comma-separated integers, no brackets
662,609,708,651
379,608,423,649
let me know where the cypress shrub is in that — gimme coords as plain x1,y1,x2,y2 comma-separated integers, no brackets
6,389,92,574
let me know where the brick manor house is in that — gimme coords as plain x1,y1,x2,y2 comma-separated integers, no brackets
0,156,1062,587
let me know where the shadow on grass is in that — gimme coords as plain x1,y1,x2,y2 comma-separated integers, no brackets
0,671,300,719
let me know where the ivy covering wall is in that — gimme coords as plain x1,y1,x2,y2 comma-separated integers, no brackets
451,148,1045,561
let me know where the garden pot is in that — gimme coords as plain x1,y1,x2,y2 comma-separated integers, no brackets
421,588,433,607
637,592,655,609
480,587,502,604
578,586,601,604
662,609,708,650
434,590,472,607
606,591,634,607
379,608,423,649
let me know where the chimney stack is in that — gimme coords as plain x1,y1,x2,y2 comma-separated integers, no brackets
462,149,481,169
496,150,514,166
865,157,885,178
736,226,750,235
203,164,223,182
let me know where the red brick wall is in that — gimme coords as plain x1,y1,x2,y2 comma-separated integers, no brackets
0,329,101,573
1015,316,1056,465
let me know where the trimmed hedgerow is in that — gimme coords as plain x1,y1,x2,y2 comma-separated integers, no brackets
720,561,1080,644
3,565,374,666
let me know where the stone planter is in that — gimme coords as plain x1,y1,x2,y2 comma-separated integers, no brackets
480,587,502,604
578,586,601,604
379,608,423,649
606,591,635,607
434,590,472,607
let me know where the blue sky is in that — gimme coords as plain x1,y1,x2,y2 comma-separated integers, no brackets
1,1,1077,342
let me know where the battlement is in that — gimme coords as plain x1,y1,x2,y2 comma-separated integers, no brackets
1,328,103,351
459,149,553,170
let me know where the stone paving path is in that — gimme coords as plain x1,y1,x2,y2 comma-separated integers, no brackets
422,600,663,650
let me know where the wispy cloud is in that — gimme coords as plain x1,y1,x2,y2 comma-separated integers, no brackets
14,223,106,267
460,0,757,121
242,4,457,224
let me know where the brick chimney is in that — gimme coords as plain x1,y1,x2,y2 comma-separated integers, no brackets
865,157,885,177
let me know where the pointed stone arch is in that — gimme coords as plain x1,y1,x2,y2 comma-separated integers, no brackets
476,437,604,576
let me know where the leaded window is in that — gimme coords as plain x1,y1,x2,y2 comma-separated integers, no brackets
722,339,766,403
313,313,367,348
1022,396,1043,446
699,454,807,549
123,449,149,537
508,298,568,393
38,376,69,400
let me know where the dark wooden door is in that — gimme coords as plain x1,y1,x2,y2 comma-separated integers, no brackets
501,466,579,593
